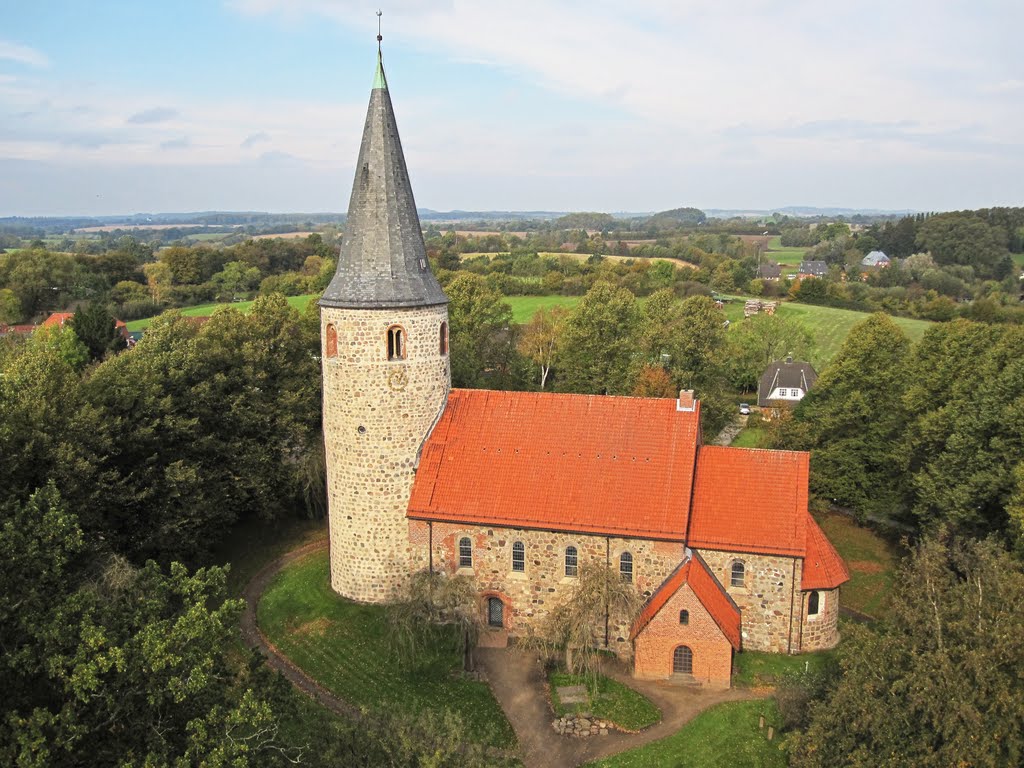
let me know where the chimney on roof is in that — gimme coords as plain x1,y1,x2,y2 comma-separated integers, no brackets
786,354,793,364
677,389,697,412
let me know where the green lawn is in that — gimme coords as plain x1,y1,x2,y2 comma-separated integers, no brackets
730,425,765,448
257,550,516,749
125,294,314,330
733,650,834,688
505,294,580,323
1012,252,1024,267
763,236,808,267
586,699,786,768
549,672,660,731
816,511,901,618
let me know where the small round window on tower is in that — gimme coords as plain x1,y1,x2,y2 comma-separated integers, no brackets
357,425,367,434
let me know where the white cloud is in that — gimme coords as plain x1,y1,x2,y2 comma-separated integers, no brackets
0,39,49,68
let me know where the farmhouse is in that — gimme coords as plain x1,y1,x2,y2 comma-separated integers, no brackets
319,47,848,688
798,260,828,279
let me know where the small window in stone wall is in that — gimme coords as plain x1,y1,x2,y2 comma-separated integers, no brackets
619,552,633,582
679,609,689,625
440,321,448,356
565,546,578,577
386,325,406,361
511,541,525,572
325,324,338,358
458,537,472,568
808,590,820,616
730,560,745,588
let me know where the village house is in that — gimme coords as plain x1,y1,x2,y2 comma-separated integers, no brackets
318,47,849,689
758,356,818,414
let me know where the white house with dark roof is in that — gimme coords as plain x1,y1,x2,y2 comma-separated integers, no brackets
758,356,818,409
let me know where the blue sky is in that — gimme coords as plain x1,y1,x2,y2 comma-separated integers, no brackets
1,0,1022,216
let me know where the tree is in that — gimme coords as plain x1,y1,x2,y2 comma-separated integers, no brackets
771,314,910,518
212,260,262,298
916,212,1013,280
517,305,567,389
725,312,815,391
142,260,172,303
556,282,639,395
541,564,641,682
445,273,515,388
0,287,22,324
388,570,481,672
790,536,1024,768
69,298,124,360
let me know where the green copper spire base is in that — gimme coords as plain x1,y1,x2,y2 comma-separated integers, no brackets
373,50,388,91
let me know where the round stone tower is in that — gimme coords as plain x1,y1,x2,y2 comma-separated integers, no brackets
319,48,450,602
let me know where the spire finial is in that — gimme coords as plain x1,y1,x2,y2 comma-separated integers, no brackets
376,10,382,52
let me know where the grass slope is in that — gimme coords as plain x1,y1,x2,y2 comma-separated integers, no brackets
816,511,901,618
586,699,786,768
549,672,660,731
257,550,516,749
733,650,834,688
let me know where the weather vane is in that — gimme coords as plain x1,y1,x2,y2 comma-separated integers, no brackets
377,10,383,51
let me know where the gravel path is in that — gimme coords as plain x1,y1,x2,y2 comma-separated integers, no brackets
476,648,769,768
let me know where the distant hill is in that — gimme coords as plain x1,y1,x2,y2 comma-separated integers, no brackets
705,206,916,219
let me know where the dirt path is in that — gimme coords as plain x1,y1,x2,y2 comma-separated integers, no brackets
712,413,748,446
476,648,769,768
238,538,362,720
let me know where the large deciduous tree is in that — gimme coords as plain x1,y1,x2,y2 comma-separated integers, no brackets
790,536,1024,768
517,305,567,389
556,282,639,395
445,272,515,388
725,312,815,392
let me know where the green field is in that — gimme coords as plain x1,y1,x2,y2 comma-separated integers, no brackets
125,294,314,330
763,236,808,267
257,550,515,749
586,699,786,768
127,293,577,330
733,650,834,688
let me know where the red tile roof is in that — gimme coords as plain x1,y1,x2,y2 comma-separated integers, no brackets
629,554,741,649
407,389,701,540
689,446,809,556
802,515,850,590
41,312,74,327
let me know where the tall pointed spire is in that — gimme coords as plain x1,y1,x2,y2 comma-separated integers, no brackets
320,29,445,308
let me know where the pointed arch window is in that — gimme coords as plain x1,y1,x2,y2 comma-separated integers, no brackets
458,537,472,568
387,325,406,361
511,541,525,572
439,321,448,356
325,324,338,358
565,546,578,578
619,552,633,582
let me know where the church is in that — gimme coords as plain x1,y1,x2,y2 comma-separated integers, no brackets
318,46,849,689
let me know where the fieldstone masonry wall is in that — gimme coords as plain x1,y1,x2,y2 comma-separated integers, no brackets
800,587,840,650
322,303,449,602
409,521,687,656
698,549,803,653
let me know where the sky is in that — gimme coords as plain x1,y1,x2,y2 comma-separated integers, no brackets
1,0,1022,217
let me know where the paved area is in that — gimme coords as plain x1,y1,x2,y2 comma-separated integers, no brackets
476,647,768,768
712,413,749,446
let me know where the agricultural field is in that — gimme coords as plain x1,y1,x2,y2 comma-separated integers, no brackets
586,699,786,768
763,236,809,267
257,550,516,749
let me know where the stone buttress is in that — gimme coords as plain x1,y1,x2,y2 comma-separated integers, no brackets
319,49,449,602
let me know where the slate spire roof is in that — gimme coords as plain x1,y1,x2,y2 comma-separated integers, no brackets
320,48,447,309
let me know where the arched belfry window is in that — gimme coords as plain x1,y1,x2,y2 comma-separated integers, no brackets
386,325,406,361
439,321,448,356
619,552,633,582
325,324,338,358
